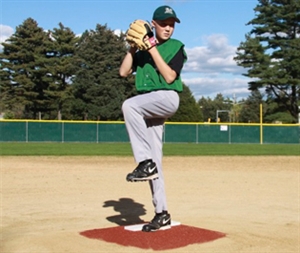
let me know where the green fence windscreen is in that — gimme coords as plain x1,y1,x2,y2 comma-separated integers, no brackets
0,121,299,144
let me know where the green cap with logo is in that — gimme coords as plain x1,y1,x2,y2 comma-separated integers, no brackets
152,5,180,23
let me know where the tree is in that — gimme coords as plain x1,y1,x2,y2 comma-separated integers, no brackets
198,93,232,122
169,84,202,122
0,19,81,120
45,23,80,119
239,90,264,123
234,0,300,123
264,92,296,123
0,18,51,119
71,24,136,120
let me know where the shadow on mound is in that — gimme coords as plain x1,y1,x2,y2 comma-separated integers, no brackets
103,198,147,225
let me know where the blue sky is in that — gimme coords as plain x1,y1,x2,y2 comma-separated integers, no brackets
1,0,259,101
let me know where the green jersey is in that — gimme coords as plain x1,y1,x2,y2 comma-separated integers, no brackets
134,38,187,93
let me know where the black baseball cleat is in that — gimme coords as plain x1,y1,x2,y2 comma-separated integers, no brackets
142,211,171,232
126,159,158,182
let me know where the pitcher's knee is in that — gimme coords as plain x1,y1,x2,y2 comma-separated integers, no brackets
122,99,136,116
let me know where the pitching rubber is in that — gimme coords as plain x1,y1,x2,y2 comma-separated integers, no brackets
124,220,181,232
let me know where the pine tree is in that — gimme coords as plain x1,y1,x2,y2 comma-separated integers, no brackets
198,94,232,122
234,0,300,123
169,84,202,122
45,23,80,119
0,18,51,119
239,90,264,123
71,24,136,120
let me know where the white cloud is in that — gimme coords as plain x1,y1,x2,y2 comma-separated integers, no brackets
0,24,14,50
182,33,252,100
183,34,242,74
114,29,123,36
183,75,250,100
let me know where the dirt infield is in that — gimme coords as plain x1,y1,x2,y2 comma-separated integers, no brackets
1,156,299,252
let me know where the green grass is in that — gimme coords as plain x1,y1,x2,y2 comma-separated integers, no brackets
0,142,299,156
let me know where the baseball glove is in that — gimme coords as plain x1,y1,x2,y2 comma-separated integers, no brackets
126,20,157,51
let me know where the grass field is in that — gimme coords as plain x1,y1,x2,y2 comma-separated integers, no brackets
0,142,299,156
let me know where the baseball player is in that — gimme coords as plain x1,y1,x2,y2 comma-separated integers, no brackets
119,5,187,232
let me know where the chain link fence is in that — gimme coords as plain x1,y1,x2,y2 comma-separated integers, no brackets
1,120,299,144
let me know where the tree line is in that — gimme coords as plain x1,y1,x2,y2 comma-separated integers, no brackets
1,0,299,123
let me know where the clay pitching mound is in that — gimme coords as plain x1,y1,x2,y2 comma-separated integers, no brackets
80,223,226,251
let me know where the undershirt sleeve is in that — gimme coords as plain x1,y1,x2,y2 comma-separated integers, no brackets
168,47,185,76
132,46,185,76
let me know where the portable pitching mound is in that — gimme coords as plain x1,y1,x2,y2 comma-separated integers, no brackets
80,221,226,250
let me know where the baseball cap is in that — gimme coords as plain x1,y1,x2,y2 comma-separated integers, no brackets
152,5,180,23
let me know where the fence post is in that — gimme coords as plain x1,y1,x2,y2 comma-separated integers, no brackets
196,124,198,144
229,124,231,144
96,122,99,143
62,122,64,143
260,103,263,144
26,121,28,143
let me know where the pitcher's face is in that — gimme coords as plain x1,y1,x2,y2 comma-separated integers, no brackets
152,18,176,42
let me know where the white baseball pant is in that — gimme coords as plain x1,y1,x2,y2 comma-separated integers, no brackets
122,90,179,213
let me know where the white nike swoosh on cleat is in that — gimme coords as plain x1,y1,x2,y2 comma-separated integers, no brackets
148,166,157,173
162,218,170,224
